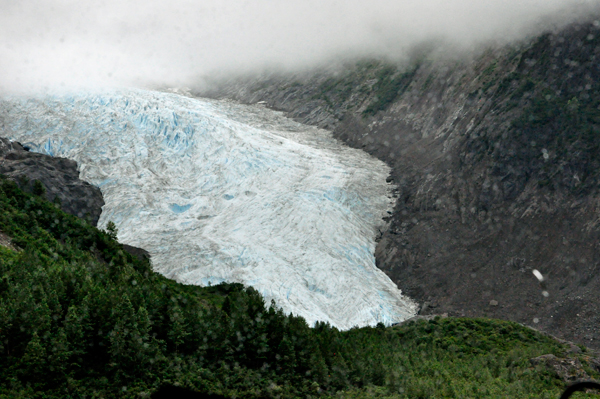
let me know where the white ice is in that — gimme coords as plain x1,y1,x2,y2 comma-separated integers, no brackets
0,89,417,329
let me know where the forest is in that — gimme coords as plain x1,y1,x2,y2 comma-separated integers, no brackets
0,176,598,398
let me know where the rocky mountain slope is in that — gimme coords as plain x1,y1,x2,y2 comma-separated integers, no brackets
0,137,104,226
201,17,600,348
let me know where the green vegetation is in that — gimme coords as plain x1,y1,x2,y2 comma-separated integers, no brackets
513,85,600,193
316,76,356,109
0,176,596,398
104,220,118,241
480,31,600,195
457,26,600,200
362,64,418,117
479,61,501,94
310,60,420,118
311,63,377,112
32,180,45,197
422,73,435,92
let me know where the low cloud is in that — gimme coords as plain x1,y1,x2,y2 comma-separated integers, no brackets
1,0,598,94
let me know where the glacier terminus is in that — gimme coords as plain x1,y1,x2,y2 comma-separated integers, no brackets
0,89,417,329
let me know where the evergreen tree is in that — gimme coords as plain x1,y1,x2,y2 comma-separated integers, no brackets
221,294,235,317
20,286,52,338
276,334,296,372
137,306,151,344
19,332,47,383
310,350,329,384
105,221,118,241
47,327,71,379
134,305,164,370
108,293,140,373
167,303,189,354
330,353,350,389
63,304,90,359
32,180,45,197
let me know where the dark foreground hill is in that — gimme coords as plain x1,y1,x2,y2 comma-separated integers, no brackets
1,165,599,397
202,16,600,350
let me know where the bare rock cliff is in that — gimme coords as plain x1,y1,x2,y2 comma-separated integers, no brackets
202,17,600,348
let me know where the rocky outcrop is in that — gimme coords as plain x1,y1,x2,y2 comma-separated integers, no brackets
201,16,600,348
0,230,18,252
530,354,599,383
0,137,104,226
122,244,151,262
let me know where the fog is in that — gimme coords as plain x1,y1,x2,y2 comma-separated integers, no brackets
1,0,598,94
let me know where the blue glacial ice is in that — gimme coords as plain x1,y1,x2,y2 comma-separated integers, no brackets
0,88,417,329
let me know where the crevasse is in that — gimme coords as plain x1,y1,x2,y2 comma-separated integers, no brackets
0,89,417,329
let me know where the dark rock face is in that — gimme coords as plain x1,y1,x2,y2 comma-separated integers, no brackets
0,137,105,226
122,244,151,262
202,16,600,349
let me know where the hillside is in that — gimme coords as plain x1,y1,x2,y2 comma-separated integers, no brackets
1,159,599,397
202,17,600,349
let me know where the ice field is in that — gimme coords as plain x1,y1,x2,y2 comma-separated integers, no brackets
0,89,417,329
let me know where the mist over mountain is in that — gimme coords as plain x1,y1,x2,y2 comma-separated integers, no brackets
1,0,598,94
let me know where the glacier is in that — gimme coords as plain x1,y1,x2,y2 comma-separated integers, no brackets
0,89,417,329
